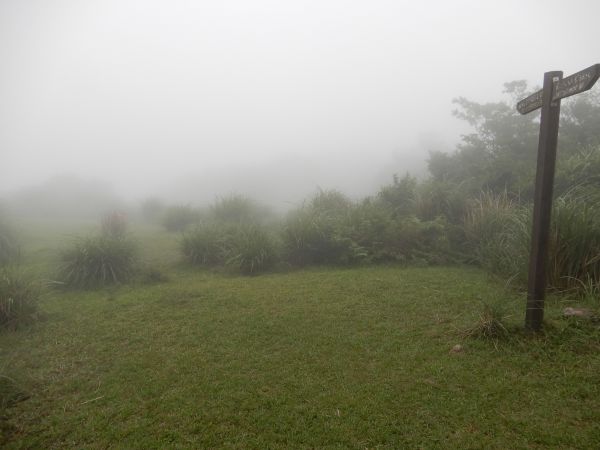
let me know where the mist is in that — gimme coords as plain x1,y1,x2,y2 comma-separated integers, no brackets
1,0,598,215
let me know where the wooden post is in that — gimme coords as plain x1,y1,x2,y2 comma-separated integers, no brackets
517,64,600,331
525,71,562,331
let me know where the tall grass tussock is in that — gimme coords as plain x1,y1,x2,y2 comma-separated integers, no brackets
0,222,20,267
464,189,600,294
58,213,137,288
0,269,39,329
182,222,279,275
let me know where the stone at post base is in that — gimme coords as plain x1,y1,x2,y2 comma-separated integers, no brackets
563,307,593,318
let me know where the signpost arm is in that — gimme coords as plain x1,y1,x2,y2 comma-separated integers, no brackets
525,71,563,331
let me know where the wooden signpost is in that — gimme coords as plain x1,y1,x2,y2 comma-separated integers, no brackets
517,64,600,331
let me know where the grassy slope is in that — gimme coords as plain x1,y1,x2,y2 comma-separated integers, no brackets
1,222,600,449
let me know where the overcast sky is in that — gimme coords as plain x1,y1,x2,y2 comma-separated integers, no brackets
1,0,598,206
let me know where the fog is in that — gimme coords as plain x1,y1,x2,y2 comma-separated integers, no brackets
1,0,598,214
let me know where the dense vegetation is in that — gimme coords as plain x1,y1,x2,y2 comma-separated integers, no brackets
169,86,600,295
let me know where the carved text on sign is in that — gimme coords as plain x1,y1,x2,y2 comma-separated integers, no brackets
553,64,600,101
517,90,544,115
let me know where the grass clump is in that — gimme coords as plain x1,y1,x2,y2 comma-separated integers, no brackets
224,223,279,275
181,223,228,267
0,222,20,267
464,191,530,281
182,222,279,275
462,301,510,340
464,189,600,295
58,235,137,288
548,189,600,292
0,269,39,330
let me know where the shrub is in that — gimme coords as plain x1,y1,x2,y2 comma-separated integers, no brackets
182,222,279,275
0,269,39,329
162,205,200,232
181,223,229,266
377,173,418,218
416,179,468,223
345,199,453,265
309,189,353,216
0,222,20,267
58,235,137,288
281,190,365,266
224,224,279,275
282,205,361,266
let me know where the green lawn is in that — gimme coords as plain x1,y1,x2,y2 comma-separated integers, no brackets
1,222,600,448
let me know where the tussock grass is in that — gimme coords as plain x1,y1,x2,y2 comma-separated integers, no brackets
464,190,600,295
0,222,20,267
181,223,228,267
549,190,600,292
58,235,137,288
0,269,39,329
224,223,279,275
182,222,279,275
461,301,510,340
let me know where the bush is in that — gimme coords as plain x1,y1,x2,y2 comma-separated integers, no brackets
0,222,20,267
282,205,361,266
58,235,137,288
281,190,365,266
181,223,229,266
416,179,468,223
0,269,39,329
347,200,451,264
377,173,418,218
162,205,200,232
224,224,279,275
182,222,279,275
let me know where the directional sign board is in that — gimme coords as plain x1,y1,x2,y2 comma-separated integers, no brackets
553,64,600,101
517,64,600,115
517,90,544,115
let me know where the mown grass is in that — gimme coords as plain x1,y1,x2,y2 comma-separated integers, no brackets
1,222,600,448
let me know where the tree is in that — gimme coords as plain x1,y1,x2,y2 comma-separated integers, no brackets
429,81,600,199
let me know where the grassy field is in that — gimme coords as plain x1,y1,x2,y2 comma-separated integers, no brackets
1,221,600,449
